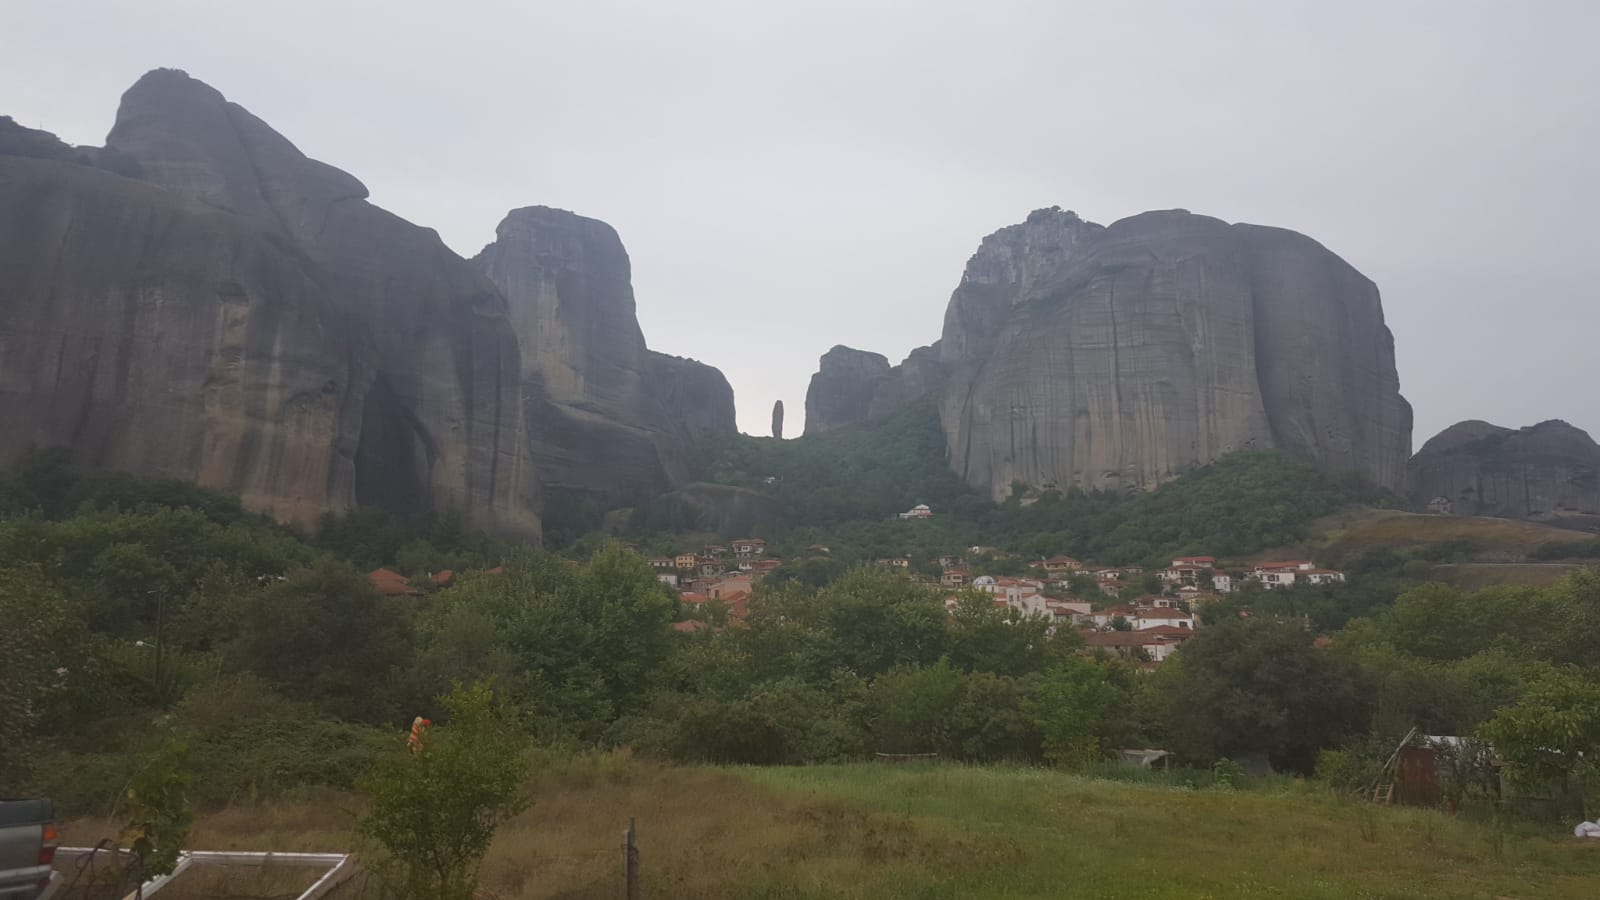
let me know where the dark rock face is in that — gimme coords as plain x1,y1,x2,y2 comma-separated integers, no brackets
0,70,540,536
803,346,894,434
472,206,735,507
771,400,784,439
805,207,1413,496
1408,420,1600,530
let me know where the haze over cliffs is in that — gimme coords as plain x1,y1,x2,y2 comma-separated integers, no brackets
806,207,1413,497
0,69,733,536
1409,420,1600,530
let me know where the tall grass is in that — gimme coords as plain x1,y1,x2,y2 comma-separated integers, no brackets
57,757,1600,899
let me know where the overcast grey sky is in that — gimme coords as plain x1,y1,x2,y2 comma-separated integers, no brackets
4,0,1596,441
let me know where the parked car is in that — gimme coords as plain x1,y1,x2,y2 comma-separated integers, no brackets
0,800,59,900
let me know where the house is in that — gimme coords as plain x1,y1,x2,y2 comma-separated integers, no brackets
1043,556,1083,576
675,553,699,570
752,558,783,578
898,504,934,520
1251,561,1328,589
649,557,675,571
938,554,963,569
704,545,728,558
732,538,767,558
656,572,679,588
1084,626,1192,662
1163,556,1216,585
1044,599,1092,625
719,590,752,618
697,558,722,577
672,619,710,634
368,568,421,597
709,575,753,599
430,569,455,587
679,591,708,607
1301,568,1347,585
877,557,911,569
1427,496,1454,515
940,569,970,588
1212,572,1237,593
1131,606,1194,630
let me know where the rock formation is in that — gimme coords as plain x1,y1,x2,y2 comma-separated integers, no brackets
0,70,540,536
472,206,735,509
1409,420,1600,530
771,401,784,439
805,206,1413,497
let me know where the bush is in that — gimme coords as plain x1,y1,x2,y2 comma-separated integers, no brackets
359,682,532,900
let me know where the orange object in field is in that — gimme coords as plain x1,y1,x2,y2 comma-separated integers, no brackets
408,716,432,752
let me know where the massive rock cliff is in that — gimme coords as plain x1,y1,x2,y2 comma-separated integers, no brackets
1,72,739,536
472,206,735,509
1409,420,1600,530
805,207,1413,496
0,70,540,536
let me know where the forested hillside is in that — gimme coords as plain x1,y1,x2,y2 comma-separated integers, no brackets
666,403,1397,567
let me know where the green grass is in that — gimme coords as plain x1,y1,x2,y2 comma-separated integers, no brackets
737,763,1600,899
58,758,1600,899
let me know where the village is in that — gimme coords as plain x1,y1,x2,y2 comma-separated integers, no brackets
641,505,1348,662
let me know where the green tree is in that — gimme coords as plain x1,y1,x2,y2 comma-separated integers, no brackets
0,567,83,791
437,545,675,739
1023,658,1130,768
1478,667,1600,819
233,562,413,723
1161,619,1370,773
945,592,1063,677
359,682,532,900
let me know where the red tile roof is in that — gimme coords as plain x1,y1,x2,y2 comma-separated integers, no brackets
673,620,710,634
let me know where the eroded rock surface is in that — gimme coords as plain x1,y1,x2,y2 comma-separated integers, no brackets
1409,420,1600,530
0,70,542,535
805,206,1412,496
472,206,735,508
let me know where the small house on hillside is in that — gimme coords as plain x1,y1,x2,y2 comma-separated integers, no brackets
899,504,934,520
368,568,421,597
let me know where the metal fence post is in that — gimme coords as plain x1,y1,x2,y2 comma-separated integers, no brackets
622,818,639,900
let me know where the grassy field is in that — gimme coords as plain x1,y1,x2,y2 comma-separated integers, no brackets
57,757,1600,899
1299,508,1582,561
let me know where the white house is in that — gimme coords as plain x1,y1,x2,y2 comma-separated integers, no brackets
1132,606,1195,630
898,504,934,520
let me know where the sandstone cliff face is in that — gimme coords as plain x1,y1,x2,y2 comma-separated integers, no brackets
472,206,735,508
805,207,1412,496
1409,420,1600,530
0,70,539,536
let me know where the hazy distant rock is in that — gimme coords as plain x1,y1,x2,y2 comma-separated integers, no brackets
473,206,735,508
0,69,539,537
771,400,784,439
1409,420,1600,530
806,206,1413,496
803,346,894,434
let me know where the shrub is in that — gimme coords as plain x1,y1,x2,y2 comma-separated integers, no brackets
358,682,532,900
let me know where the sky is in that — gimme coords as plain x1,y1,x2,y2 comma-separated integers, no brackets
4,0,1597,442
